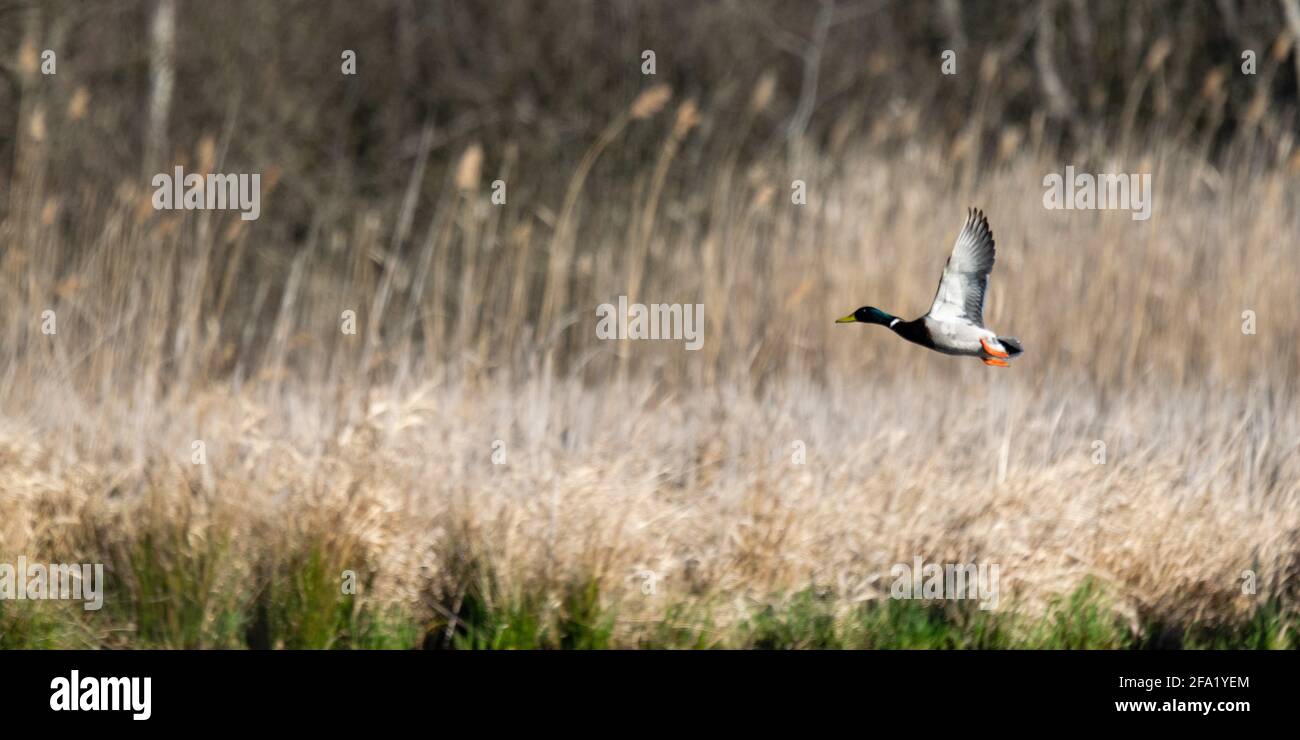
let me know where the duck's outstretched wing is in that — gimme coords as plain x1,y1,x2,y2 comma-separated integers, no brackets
926,208,996,326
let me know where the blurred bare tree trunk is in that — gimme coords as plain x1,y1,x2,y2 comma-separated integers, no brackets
1034,0,1076,121
1281,0,1300,103
145,0,176,174
786,0,834,156
939,0,966,55
11,5,43,219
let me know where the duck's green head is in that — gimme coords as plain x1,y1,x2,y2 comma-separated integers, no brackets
835,306,894,325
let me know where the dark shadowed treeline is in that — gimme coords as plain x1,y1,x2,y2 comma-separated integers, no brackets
4,0,1300,187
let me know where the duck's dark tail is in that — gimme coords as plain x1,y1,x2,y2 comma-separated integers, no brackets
997,337,1025,357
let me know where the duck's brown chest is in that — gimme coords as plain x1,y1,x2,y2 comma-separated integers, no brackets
891,319,936,350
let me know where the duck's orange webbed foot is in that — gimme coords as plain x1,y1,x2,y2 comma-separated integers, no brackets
980,337,1010,359
982,358,1009,367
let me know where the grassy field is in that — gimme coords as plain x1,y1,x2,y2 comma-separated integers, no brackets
3,129,1298,648
2,1,1299,649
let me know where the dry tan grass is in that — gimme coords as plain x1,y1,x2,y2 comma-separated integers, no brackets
2,108,1298,642
2,375,1296,638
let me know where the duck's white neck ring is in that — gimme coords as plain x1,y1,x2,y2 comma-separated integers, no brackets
888,318,901,328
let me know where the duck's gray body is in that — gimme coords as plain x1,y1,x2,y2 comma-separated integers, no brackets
887,314,1016,358
922,317,1000,356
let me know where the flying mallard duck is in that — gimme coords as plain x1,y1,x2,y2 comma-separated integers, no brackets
836,208,1023,367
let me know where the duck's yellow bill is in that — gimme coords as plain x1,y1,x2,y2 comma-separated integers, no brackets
835,314,857,323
